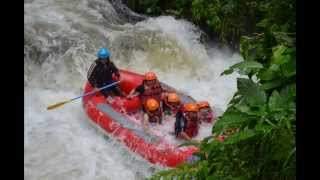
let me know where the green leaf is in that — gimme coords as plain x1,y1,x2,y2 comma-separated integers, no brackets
281,84,296,100
237,78,266,106
231,176,250,180
283,147,296,168
225,61,264,76
276,54,291,65
258,69,277,81
273,111,288,121
273,32,295,47
201,136,214,145
234,98,251,113
153,169,175,178
268,90,285,112
281,58,296,77
207,140,221,151
178,140,200,148
213,110,250,133
198,160,209,177
224,129,256,144
221,68,234,76
238,61,264,71
229,92,242,106
269,64,280,71
246,106,268,117
255,123,273,134
257,18,268,28
271,45,290,65
261,79,282,90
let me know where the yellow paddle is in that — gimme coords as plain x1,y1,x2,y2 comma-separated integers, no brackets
47,81,121,110
47,99,72,110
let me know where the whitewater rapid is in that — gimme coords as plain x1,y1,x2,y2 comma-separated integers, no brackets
24,0,242,179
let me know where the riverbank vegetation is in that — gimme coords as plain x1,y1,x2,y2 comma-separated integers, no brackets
125,0,296,179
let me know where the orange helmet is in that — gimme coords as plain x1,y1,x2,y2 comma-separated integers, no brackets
145,72,157,81
183,103,199,112
145,98,159,111
197,101,210,109
167,93,180,103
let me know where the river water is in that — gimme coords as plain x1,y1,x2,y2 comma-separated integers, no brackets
24,0,242,179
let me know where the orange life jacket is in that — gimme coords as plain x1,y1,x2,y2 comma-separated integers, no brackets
140,81,163,105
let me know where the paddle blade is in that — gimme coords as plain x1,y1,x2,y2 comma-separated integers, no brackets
47,99,71,110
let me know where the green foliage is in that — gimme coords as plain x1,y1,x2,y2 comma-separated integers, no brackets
224,129,255,145
238,78,267,107
221,61,263,76
126,0,162,15
151,0,295,179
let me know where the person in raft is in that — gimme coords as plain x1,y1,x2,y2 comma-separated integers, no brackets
174,102,200,141
162,92,182,116
87,48,126,98
197,101,215,123
127,71,165,109
143,98,163,133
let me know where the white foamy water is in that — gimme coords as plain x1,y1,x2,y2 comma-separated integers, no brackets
24,0,242,179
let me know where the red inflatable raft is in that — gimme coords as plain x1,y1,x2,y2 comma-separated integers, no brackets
82,69,199,167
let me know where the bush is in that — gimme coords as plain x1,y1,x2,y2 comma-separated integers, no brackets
151,0,296,179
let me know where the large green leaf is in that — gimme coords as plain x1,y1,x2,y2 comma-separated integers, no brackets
213,110,250,133
221,61,264,76
269,64,280,71
281,58,296,77
258,68,279,81
255,123,273,134
273,111,288,122
228,92,243,106
271,45,290,65
234,98,250,113
234,98,267,117
237,78,266,106
268,90,285,112
247,106,268,117
281,84,296,100
237,61,264,74
257,18,269,28
261,79,282,90
273,32,295,47
221,68,234,76
224,129,256,145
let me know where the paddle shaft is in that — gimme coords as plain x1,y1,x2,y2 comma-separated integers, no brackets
70,81,121,102
47,81,121,110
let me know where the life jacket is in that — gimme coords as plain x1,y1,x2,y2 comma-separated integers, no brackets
163,97,180,115
145,108,162,124
199,108,214,123
87,60,118,88
184,115,199,138
179,108,199,138
140,80,163,104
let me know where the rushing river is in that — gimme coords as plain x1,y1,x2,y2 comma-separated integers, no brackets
24,0,242,179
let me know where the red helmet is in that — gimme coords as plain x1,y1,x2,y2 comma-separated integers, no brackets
197,101,210,109
167,93,180,103
183,103,199,112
